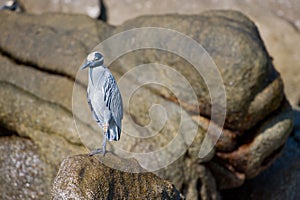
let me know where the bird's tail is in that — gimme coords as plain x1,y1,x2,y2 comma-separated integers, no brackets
107,122,121,141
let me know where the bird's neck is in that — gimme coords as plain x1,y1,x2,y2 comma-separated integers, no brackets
89,66,106,86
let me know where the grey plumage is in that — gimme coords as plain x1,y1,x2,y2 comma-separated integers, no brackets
81,51,123,155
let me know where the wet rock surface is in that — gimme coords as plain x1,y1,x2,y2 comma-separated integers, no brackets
0,9,296,200
51,155,182,199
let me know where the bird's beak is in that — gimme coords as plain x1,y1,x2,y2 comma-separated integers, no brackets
80,61,91,70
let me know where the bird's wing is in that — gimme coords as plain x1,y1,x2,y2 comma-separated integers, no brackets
102,70,123,129
91,70,123,129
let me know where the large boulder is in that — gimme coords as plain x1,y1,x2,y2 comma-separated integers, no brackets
51,155,182,199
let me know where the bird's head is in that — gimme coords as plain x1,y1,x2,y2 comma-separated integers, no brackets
80,51,104,70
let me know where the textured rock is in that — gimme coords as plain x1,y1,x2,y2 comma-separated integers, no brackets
51,154,182,200
0,54,74,111
0,136,51,199
0,53,95,129
104,0,300,108
0,11,113,85
216,100,293,179
110,10,293,190
0,81,89,175
113,10,284,131
0,11,112,127
156,155,220,199
203,100,295,190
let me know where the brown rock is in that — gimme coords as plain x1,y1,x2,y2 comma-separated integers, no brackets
51,154,182,199
216,100,293,179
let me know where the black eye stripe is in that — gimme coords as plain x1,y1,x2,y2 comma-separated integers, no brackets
94,52,103,60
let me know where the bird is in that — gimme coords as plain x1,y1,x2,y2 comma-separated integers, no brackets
0,0,18,11
80,51,123,156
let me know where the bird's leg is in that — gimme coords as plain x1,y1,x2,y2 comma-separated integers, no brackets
101,136,107,155
89,148,103,156
89,137,106,156
88,124,108,156
102,123,108,155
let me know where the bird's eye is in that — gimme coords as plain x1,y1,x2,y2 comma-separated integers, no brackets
93,53,100,60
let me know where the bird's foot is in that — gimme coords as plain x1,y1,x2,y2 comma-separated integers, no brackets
89,134,107,156
89,148,106,156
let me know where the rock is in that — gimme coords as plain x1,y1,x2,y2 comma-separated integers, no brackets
216,100,293,179
113,10,284,131
51,154,182,200
156,156,220,199
0,11,112,128
221,135,300,200
210,100,293,189
294,109,300,142
110,10,293,190
0,136,51,199
0,81,89,197
0,11,113,85
0,81,83,146
0,53,96,129
103,0,300,108
0,54,74,111
104,0,300,29
18,0,101,18
192,115,237,152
